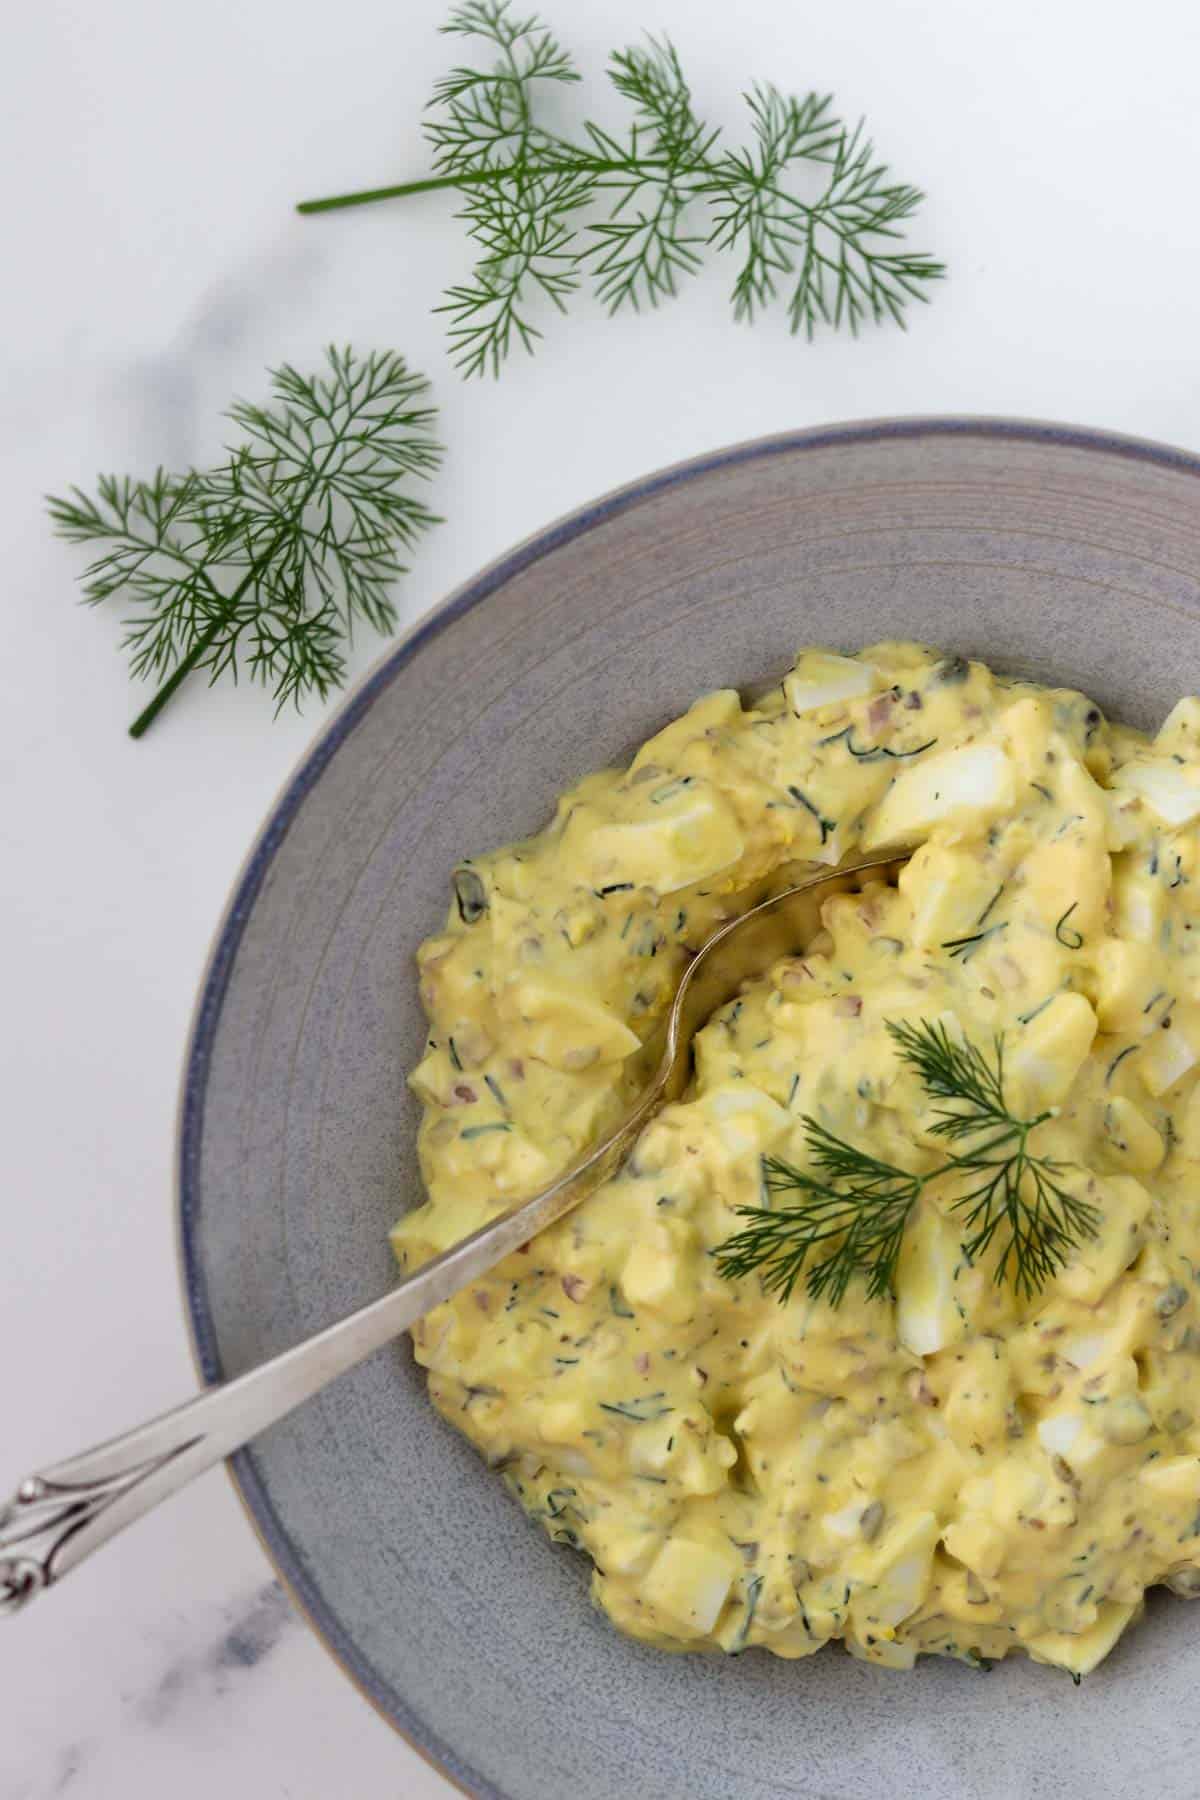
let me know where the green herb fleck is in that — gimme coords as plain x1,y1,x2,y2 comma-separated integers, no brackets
976,885,1005,926
650,777,695,805
787,785,835,843
730,1574,764,1653
842,729,937,761
599,1393,674,1422
609,1285,635,1319
1055,903,1084,949
941,922,1008,963
484,1073,508,1108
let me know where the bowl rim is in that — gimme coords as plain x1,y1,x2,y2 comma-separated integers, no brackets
175,413,1200,1798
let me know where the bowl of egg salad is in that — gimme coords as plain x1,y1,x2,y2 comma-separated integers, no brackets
182,420,1200,1800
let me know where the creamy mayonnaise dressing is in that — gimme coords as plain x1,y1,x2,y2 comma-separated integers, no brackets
393,643,1200,1674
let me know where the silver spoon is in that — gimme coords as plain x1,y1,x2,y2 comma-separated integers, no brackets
0,851,907,1614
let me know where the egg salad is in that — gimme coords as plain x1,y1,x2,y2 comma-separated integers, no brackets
393,642,1200,1675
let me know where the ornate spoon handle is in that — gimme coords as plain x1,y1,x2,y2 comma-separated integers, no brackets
0,1113,638,1615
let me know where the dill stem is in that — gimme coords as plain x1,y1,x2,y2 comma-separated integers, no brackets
129,398,355,736
297,172,504,214
297,179,462,214
128,618,225,737
127,543,283,739
296,157,667,215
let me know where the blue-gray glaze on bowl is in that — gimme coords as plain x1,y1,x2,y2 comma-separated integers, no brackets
180,419,1200,1800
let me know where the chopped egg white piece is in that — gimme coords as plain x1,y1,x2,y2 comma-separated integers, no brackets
1112,759,1200,826
783,651,877,715
1007,993,1097,1111
863,743,1015,848
1141,1021,1199,1097
642,1538,740,1636
894,1199,967,1358
561,777,746,896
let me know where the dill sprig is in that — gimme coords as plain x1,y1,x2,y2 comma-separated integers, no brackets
888,1018,1102,1296
715,1018,1101,1308
717,1135,922,1306
49,347,442,737
297,2,944,377
885,1016,1016,1137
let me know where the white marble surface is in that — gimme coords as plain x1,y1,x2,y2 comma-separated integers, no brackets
5,0,1200,1793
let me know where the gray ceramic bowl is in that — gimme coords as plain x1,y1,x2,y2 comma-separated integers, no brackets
181,420,1200,1800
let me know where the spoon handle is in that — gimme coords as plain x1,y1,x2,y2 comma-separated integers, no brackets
0,1098,647,1616
2,853,903,1616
